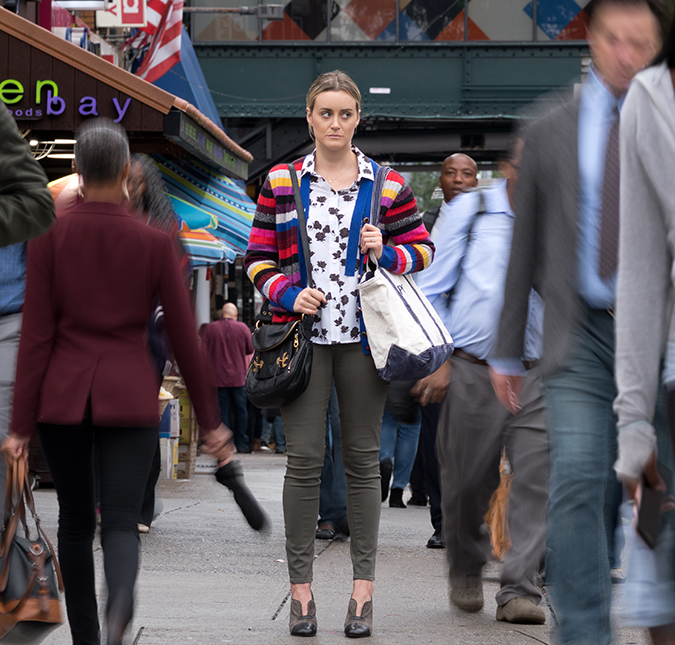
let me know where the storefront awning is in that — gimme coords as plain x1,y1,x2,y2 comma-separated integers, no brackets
154,154,255,256
179,228,236,267
0,8,253,179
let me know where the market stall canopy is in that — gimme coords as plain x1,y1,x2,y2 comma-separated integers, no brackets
155,155,255,256
179,228,236,267
0,8,252,179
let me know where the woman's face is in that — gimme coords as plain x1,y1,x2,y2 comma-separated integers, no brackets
306,90,360,153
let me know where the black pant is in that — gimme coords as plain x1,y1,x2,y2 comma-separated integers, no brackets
420,403,443,532
140,438,161,527
40,422,158,645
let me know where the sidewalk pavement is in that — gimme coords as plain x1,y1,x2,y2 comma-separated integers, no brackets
11,453,648,645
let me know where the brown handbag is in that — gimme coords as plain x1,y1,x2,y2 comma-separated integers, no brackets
0,457,63,638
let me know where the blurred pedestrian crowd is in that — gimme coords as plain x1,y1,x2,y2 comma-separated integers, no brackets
1,0,675,643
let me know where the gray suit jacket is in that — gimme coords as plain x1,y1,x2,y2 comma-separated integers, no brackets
494,97,584,377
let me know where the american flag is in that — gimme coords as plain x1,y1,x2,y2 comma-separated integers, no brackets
127,0,183,83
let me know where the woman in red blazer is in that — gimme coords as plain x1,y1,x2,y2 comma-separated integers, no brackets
2,120,232,645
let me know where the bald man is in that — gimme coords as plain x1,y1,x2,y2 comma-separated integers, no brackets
412,153,479,551
423,154,479,234
201,303,254,453
415,140,548,624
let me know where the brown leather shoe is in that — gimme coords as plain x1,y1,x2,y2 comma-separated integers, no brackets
344,598,372,638
289,595,317,637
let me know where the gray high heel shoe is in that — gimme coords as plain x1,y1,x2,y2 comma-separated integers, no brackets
289,595,317,637
344,598,372,638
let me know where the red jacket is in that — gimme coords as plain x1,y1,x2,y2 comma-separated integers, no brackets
11,202,220,437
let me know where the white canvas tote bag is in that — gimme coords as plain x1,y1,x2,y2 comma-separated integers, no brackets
357,166,453,381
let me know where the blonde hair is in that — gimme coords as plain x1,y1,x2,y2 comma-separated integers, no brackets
306,70,361,140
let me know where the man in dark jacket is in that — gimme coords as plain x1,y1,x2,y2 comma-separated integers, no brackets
0,103,54,247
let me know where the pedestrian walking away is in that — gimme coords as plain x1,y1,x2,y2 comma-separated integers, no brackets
244,69,434,638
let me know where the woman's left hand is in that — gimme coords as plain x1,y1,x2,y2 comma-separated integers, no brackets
360,224,383,260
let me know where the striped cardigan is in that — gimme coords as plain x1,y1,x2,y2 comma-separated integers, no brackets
245,156,435,321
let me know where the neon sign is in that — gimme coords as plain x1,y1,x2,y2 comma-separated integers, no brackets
0,79,133,122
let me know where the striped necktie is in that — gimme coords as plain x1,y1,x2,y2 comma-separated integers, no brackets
598,107,620,280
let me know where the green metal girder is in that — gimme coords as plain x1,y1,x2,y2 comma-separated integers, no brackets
194,42,589,120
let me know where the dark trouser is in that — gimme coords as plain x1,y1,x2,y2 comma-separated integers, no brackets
420,403,443,532
281,343,388,583
544,310,622,645
318,385,347,531
140,438,161,527
218,386,249,452
0,313,21,507
408,443,427,501
437,357,547,605
39,422,158,645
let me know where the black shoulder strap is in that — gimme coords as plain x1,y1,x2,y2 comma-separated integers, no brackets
369,163,390,226
288,164,314,289
422,205,441,233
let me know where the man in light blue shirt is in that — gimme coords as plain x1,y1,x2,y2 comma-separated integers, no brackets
415,152,479,551
414,141,548,625
489,1,663,642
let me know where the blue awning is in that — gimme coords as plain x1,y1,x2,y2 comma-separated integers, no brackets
153,27,222,127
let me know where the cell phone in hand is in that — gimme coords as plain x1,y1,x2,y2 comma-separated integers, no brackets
636,476,664,549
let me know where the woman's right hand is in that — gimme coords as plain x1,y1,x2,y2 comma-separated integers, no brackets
293,288,326,315
202,423,235,467
0,434,30,466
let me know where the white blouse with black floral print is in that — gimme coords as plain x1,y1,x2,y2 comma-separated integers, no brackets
302,147,374,345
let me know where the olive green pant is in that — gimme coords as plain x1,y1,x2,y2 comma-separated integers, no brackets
281,343,389,584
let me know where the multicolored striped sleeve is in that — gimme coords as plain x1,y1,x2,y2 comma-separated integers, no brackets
377,171,435,274
244,169,302,312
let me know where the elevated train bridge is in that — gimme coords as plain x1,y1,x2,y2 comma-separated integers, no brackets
190,1,590,180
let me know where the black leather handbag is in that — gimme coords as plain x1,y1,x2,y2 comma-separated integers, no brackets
245,164,314,409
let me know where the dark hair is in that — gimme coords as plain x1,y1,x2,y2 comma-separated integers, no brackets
128,154,176,234
653,10,675,66
75,118,130,186
587,0,666,26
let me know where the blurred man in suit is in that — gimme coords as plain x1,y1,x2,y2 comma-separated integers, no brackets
490,1,663,642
